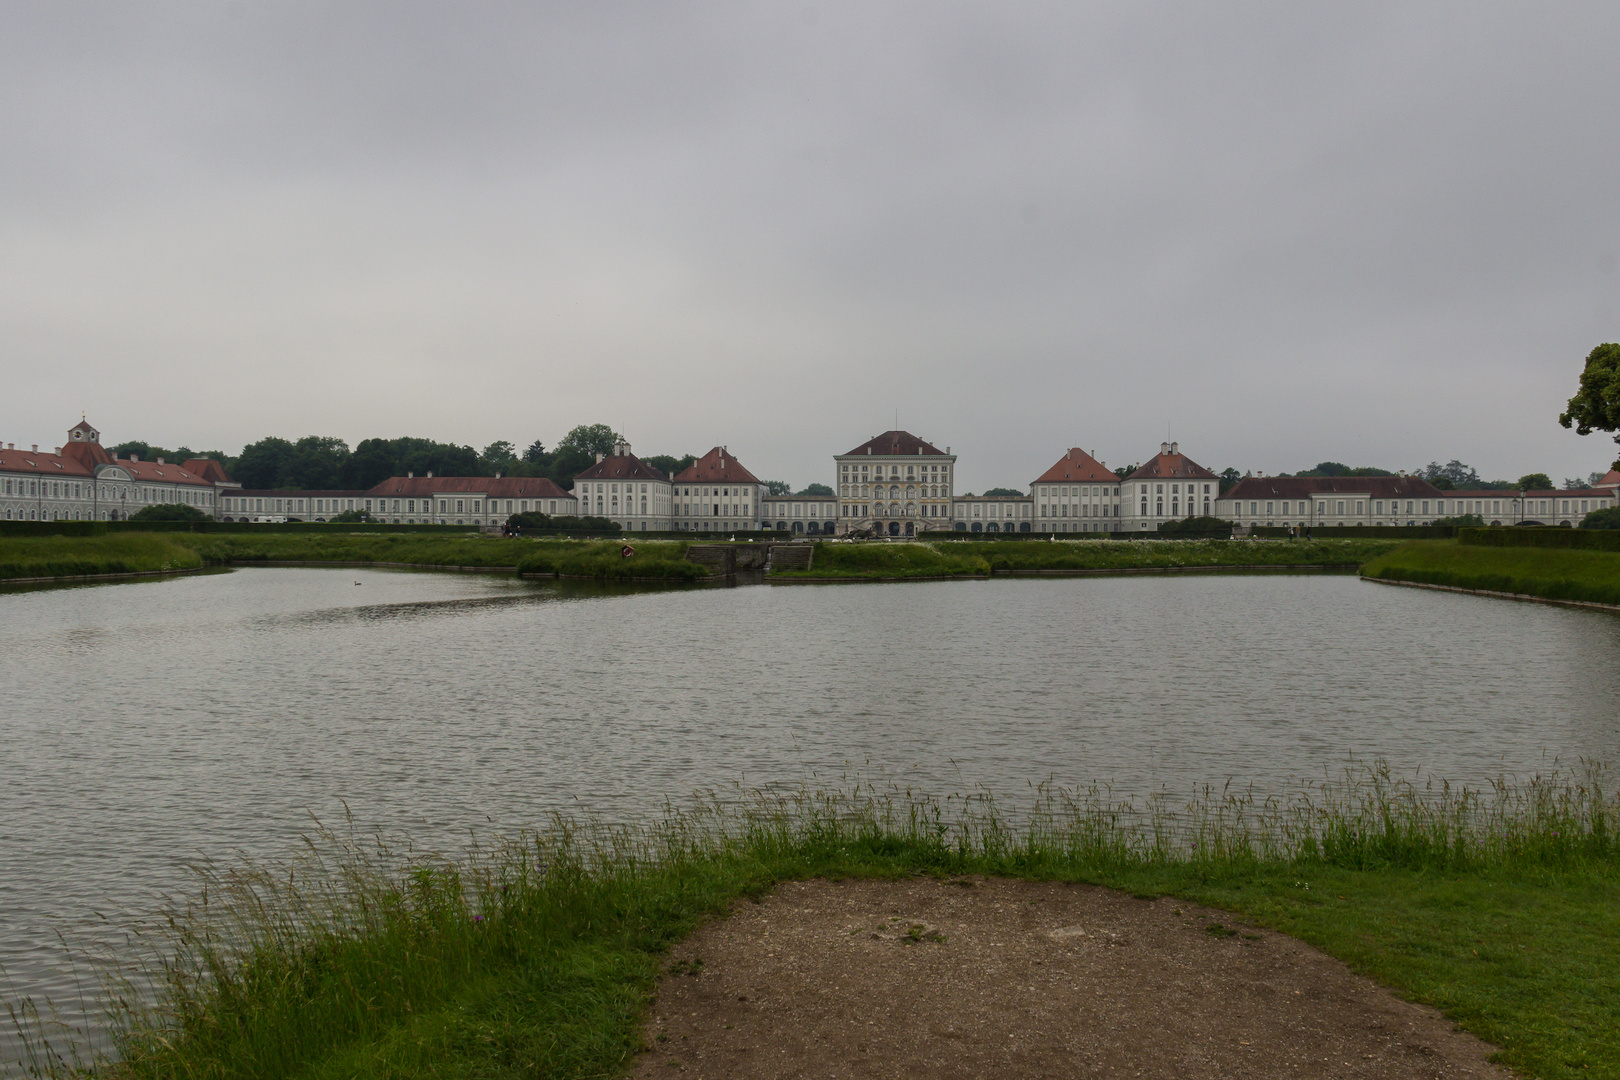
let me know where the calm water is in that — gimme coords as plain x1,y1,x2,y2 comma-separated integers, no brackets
3,567,1619,1055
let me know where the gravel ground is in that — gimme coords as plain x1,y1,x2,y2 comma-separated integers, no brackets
631,877,1513,1080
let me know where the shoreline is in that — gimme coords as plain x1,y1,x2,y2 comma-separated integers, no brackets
1362,574,1620,613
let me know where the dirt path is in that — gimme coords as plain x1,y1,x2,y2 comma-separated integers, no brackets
631,877,1512,1079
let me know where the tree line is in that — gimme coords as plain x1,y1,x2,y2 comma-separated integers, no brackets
108,424,839,494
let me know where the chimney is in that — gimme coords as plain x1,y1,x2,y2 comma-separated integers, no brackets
130,452,139,461
1170,442,1179,454
595,452,604,464
426,470,433,478
495,471,502,479
407,471,413,478
32,444,39,453
156,457,164,465
1160,442,1169,455
54,447,62,455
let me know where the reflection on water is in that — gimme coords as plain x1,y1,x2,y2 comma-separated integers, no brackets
2,566,1618,1051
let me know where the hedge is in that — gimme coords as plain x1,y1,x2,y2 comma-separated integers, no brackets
1459,527,1620,552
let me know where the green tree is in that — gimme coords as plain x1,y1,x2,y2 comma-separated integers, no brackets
480,441,519,473
523,440,547,463
1559,342,1620,464
1517,473,1553,491
557,424,622,458
1218,467,1242,495
983,487,1024,497
644,454,696,479
288,436,349,488
763,480,792,496
330,508,373,523
1420,460,1481,489
233,437,297,489
129,502,208,522
799,483,835,496
548,424,623,486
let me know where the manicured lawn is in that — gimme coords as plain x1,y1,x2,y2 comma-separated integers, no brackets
1363,539,1620,606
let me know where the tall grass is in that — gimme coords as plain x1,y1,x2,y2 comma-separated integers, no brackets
776,538,1402,578
168,533,543,569
1363,539,1620,606
515,540,706,580
8,762,1615,1079
0,535,204,581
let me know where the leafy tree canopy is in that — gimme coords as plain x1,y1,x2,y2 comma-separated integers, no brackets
1114,465,1133,480
1559,342,1620,464
128,502,208,522
1433,513,1485,527
983,487,1024,497
523,440,547,463
480,441,518,469
1217,467,1242,495
644,454,697,479
763,480,792,496
1419,460,1482,489
799,483,835,496
557,424,623,457
1517,473,1553,491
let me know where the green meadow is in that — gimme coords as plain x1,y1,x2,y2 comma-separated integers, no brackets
1363,539,1620,607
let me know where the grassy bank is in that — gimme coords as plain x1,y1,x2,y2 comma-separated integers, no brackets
0,534,204,581
18,768,1617,1080
166,533,542,569
776,538,1404,579
515,540,707,581
1362,539,1620,607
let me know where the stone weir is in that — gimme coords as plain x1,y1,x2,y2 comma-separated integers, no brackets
684,542,812,575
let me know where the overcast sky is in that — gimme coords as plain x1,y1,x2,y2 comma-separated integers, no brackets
4,2,1618,490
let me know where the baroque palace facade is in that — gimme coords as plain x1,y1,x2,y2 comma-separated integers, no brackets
8,418,1618,532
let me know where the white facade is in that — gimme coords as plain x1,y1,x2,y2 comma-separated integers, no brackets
950,495,1034,532
573,441,674,532
0,421,230,522
1030,447,1123,533
672,447,764,532
762,496,837,535
835,431,956,537
1121,443,1218,532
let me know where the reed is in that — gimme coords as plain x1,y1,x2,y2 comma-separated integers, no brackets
8,763,1617,1079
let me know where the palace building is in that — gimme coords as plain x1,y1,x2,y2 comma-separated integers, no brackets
1121,442,1218,531
672,447,763,532
835,431,956,536
1,419,237,522
572,440,673,531
1030,448,1122,533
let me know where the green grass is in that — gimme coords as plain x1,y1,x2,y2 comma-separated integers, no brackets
1363,539,1620,606
773,538,1404,578
0,534,204,580
515,540,707,581
14,766,1618,1080
166,533,544,569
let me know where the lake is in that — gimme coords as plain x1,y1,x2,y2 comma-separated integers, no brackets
2,567,1618,1058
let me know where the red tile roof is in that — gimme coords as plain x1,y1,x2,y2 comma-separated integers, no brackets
366,476,574,498
573,454,670,483
841,431,948,457
673,447,761,485
1223,476,1445,500
0,446,93,477
1032,448,1116,484
1597,469,1620,488
1125,447,1217,482
183,458,234,484
0,446,213,487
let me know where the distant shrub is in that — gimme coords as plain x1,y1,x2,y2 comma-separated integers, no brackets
1580,506,1620,530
